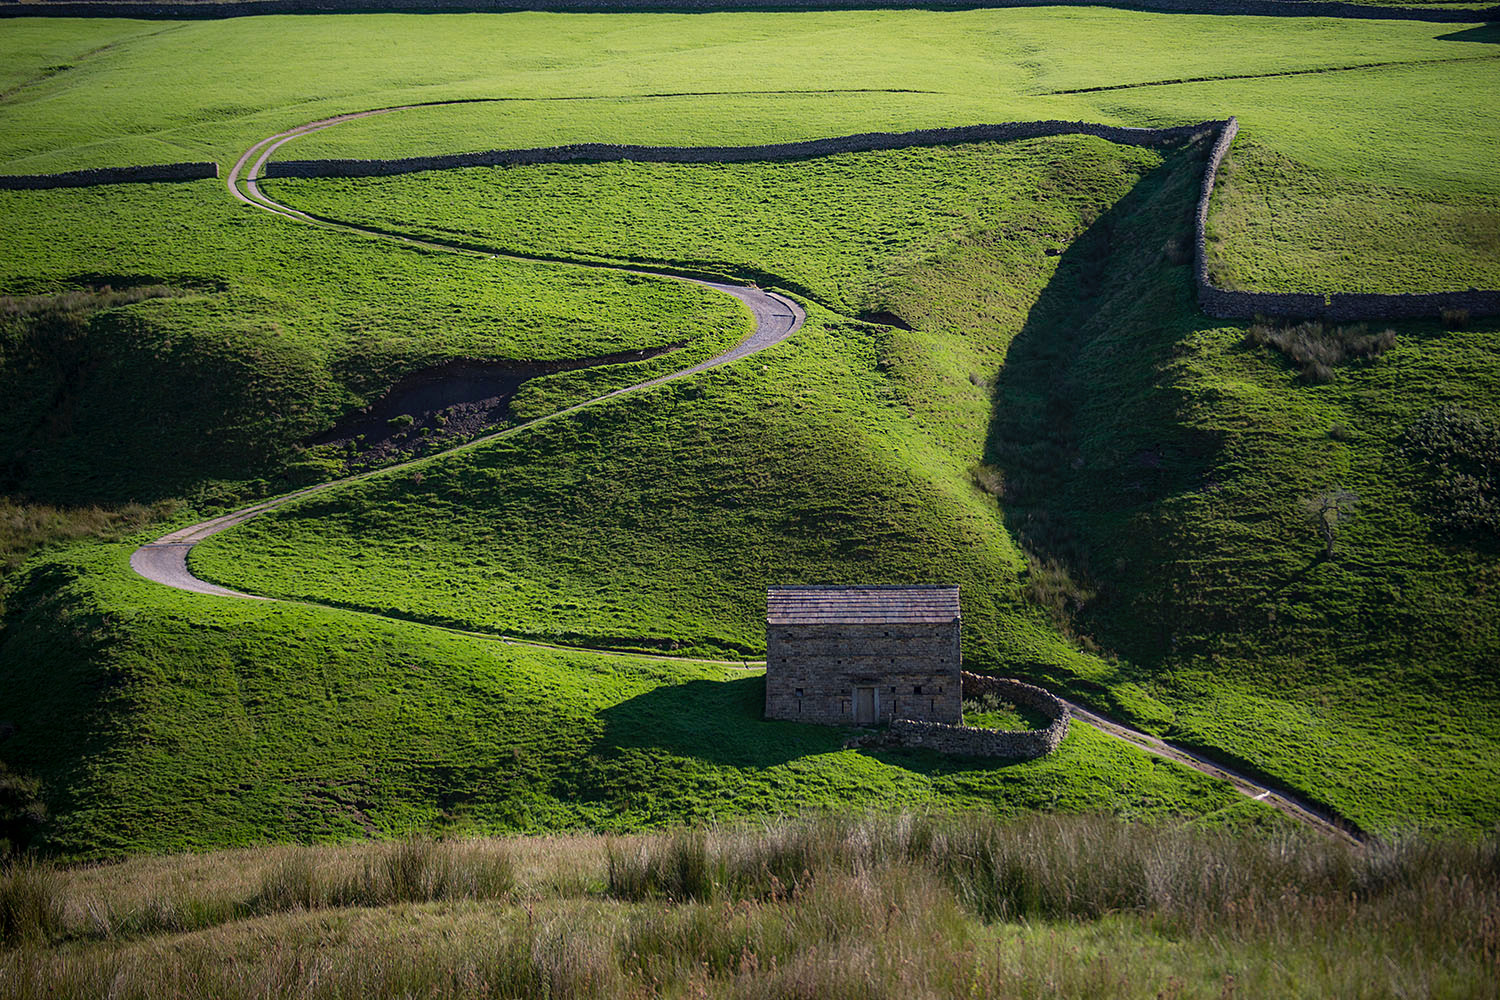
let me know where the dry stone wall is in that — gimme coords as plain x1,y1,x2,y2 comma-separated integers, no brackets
265,120,1221,179
0,162,218,190
1195,118,1500,321
886,672,1070,759
271,114,1500,323
3,0,1494,22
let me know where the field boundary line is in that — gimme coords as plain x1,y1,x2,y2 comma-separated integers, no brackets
1047,51,1500,94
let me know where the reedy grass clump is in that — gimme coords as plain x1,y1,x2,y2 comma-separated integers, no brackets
0,862,63,946
254,834,516,911
3,814,1497,999
0,835,513,947
1243,318,1397,382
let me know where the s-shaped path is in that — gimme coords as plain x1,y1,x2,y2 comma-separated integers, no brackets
131,105,1360,845
132,104,805,618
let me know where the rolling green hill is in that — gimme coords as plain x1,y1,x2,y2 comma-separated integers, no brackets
0,7,1497,856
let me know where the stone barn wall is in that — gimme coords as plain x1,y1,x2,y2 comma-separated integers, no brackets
765,621,961,726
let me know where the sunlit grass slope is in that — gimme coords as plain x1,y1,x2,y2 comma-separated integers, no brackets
0,542,1266,858
196,137,1156,659
215,136,1500,834
0,181,744,506
1,7,1497,855
1,10,1496,296
982,135,1500,833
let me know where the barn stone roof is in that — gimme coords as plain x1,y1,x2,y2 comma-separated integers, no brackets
766,585,960,625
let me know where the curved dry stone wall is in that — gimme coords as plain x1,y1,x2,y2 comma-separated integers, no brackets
1196,118,1500,321
886,672,1070,759
265,120,1222,178
3,0,1494,22
0,162,218,190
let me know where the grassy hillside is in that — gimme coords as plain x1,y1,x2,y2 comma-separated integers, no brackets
0,182,744,506
984,135,1500,832
3,815,1495,999
0,542,1269,858
203,135,1500,834
196,136,1155,658
0,7,1497,855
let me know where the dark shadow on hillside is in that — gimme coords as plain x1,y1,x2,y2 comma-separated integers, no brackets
596,674,1051,782
597,675,849,767
309,343,683,469
983,138,1226,689
0,561,124,856
1435,25,1500,43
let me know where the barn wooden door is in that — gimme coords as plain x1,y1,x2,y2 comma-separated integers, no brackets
855,687,876,725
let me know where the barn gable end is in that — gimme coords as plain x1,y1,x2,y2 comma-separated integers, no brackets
764,585,962,726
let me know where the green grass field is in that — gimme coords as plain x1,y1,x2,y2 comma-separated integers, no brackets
1,7,1498,861
203,137,1500,834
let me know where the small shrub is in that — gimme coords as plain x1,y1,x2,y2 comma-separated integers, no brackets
1442,307,1470,331
1243,319,1396,381
387,413,415,430
0,762,46,858
1402,405,1500,540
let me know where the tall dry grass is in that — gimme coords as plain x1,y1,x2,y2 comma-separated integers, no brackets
3,814,1497,999
1,834,513,946
1244,318,1396,382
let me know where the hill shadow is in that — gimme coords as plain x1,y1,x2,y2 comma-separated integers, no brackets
1435,25,1500,43
983,136,1228,681
598,674,849,767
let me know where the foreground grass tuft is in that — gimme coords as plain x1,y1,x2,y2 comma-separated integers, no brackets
3,813,1497,998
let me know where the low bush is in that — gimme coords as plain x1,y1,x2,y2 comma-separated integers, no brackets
1442,307,1470,331
1402,405,1500,541
1244,319,1397,382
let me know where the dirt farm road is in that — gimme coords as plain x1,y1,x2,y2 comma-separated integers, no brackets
131,107,1361,846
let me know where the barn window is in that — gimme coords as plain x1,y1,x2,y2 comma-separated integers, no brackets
913,685,923,695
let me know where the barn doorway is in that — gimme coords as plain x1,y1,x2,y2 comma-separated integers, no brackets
855,686,877,725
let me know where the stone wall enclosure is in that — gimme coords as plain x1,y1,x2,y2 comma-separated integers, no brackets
884,672,1071,760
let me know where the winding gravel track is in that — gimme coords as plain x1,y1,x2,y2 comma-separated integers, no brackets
135,103,803,622
132,105,1360,843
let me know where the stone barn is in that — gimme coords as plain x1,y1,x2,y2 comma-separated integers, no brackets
764,585,962,727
